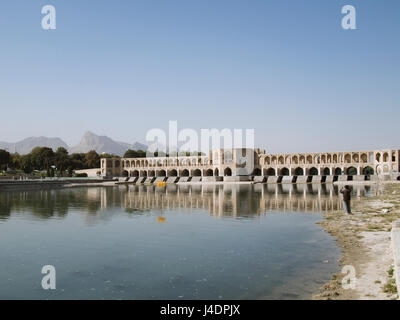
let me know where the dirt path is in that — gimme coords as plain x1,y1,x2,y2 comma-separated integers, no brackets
313,182,400,300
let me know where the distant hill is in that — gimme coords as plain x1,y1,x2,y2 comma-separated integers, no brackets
69,132,147,156
0,137,69,154
0,132,147,156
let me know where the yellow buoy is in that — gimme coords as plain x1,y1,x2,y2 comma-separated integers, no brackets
158,217,166,223
157,181,166,187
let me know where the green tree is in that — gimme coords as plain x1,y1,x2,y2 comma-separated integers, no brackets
70,153,86,170
10,153,22,170
30,147,55,171
0,149,11,170
55,147,69,174
21,154,33,174
123,149,146,158
85,150,100,168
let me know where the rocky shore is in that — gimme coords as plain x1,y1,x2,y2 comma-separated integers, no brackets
313,182,400,300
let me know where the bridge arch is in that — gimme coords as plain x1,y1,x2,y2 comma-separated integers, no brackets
180,169,189,177
264,168,276,176
362,166,374,175
322,168,330,175
279,167,290,176
192,169,202,177
140,170,147,177
131,170,139,177
294,167,304,176
346,166,357,176
167,169,178,177
309,167,318,176
224,167,232,176
334,167,342,175
361,153,368,163
253,168,262,176
204,169,213,177
383,152,389,162
156,169,166,177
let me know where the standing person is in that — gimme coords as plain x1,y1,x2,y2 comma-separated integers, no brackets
340,185,352,214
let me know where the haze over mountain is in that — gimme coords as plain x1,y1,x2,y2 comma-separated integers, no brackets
0,137,69,155
0,132,147,156
69,132,147,156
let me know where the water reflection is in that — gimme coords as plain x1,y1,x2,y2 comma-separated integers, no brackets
0,184,350,300
0,184,376,223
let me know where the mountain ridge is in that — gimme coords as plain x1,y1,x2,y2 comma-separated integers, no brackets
0,132,147,156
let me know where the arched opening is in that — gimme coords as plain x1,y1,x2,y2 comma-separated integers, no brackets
280,167,289,176
397,176,400,181
306,155,312,164
278,156,284,165
309,167,318,176
376,153,381,162
214,168,219,176
204,169,213,177
362,166,374,175
323,168,330,175
180,169,189,177
294,167,304,176
131,170,139,177
347,167,357,176
361,154,368,163
140,170,147,177
352,154,359,163
265,168,276,176
192,169,202,177
168,169,178,177
334,168,342,175
148,170,155,177
224,167,232,176
383,153,389,162
122,170,129,177
344,154,351,163
252,168,262,176
156,170,166,177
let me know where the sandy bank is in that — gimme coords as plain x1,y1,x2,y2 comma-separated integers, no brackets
313,183,400,300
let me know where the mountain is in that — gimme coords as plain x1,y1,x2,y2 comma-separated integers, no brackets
69,132,147,156
0,137,69,154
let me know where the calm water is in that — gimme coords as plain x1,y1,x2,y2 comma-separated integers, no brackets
0,184,374,300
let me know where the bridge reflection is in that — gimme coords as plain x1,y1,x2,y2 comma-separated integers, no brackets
99,184,376,218
0,184,377,223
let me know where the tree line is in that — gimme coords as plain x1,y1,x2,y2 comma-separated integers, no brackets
0,147,202,176
0,147,120,176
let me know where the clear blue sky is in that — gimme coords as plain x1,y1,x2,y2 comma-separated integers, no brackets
0,0,399,153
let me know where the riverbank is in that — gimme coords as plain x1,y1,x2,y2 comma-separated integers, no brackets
0,179,116,191
313,182,400,300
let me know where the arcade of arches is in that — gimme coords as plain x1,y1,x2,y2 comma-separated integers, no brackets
101,148,400,179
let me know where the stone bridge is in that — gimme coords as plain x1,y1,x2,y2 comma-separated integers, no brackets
101,148,400,182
